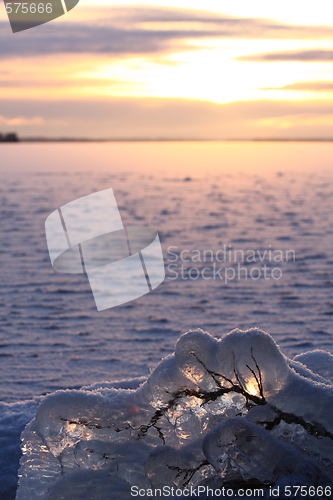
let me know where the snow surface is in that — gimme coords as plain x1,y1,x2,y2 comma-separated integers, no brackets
294,351,333,383
0,399,40,500
12,328,333,500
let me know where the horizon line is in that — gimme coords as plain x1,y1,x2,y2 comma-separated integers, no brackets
3,137,333,143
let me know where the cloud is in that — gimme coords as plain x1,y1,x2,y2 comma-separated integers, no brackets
261,81,333,91
0,78,135,89
1,97,333,140
257,113,333,128
0,115,44,125
2,6,333,59
238,50,333,62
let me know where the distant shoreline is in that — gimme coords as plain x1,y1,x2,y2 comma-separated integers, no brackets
3,137,333,143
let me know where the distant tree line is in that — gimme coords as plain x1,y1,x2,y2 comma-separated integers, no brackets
0,133,19,142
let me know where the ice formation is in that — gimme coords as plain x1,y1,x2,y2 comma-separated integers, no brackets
16,328,333,499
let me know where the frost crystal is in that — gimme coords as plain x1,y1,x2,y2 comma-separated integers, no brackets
16,328,333,499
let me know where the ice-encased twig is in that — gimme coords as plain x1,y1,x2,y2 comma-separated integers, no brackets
16,328,333,500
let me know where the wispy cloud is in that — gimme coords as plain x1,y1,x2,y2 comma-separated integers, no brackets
2,5,333,139
261,81,333,91
2,7,333,59
238,50,333,62
1,97,333,139
0,114,44,125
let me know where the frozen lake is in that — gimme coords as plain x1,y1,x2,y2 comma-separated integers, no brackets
1,141,333,403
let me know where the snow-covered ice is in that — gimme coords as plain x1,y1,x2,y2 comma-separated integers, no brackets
15,328,333,499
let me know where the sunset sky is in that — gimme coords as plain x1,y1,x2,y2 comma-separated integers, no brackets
1,0,333,139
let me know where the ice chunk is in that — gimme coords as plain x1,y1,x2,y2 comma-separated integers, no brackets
44,470,138,500
16,419,61,500
16,328,333,499
175,329,222,391
148,355,198,408
203,418,301,484
145,446,200,488
217,328,290,398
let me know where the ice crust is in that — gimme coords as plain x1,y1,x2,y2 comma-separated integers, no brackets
16,328,333,499
294,350,333,383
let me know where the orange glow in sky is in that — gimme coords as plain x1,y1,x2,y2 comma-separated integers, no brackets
1,1,333,138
